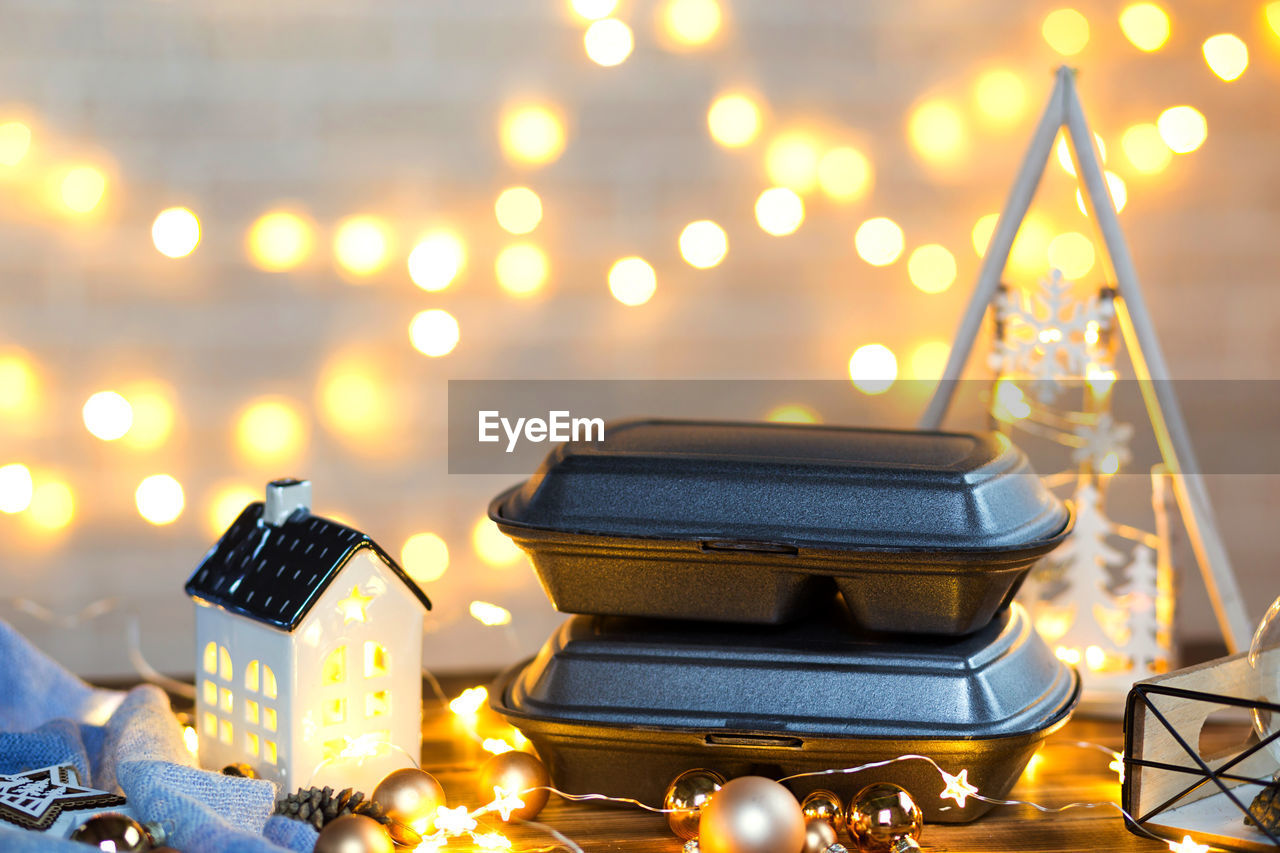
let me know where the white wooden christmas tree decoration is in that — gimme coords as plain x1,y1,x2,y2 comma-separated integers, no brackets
184,478,432,793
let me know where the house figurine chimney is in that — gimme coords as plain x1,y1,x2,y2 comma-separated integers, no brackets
264,478,311,526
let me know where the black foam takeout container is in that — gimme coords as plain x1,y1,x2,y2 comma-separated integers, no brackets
491,420,1072,634
491,602,1079,823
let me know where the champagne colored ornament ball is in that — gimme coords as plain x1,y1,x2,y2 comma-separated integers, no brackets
370,767,446,834
698,776,806,853
800,790,845,835
664,769,726,840
846,784,922,853
314,814,394,853
477,751,550,821
802,818,838,853
68,812,151,851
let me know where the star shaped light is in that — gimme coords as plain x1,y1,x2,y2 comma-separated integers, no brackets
433,805,478,836
488,786,525,822
1109,751,1125,783
0,764,125,831
939,768,980,809
335,584,375,624
474,832,513,851
1167,836,1210,853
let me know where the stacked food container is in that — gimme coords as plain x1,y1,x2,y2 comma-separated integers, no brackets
487,420,1078,822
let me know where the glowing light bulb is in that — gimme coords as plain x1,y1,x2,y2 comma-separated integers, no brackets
1008,214,1053,274
58,166,106,214
402,532,449,584
1042,8,1090,56
0,122,31,167
848,344,898,395
660,0,721,48
0,464,34,513
907,99,967,166
136,474,184,526
151,207,201,258
1056,132,1105,176
1202,34,1248,81
909,341,952,379
584,18,633,66
470,600,513,627
82,391,133,441
1121,123,1172,174
28,480,74,531
495,243,550,297
1119,3,1170,52
234,397,308,466
754,187,804,236
473,517,523,567
0,352,36,417
119,383,175,450
1076,171,1127,215
608,257,657,306
854,217,904,267
907,244,956,294
569,0,616,21
765,404,819,424
449,686,488,717
333,215,392,278
817,146,872,202
494,187,543,235
1157,106,1207,154
678,220,728,269
409,309,461,357
408,231,465,291
317,355,390,443
1047,232,1096,280
765,133,821,193
971,213,1000,257
206,483,259,535
247,211,313,272
707,93,761,148
499,104,565,167
973,69,1027,127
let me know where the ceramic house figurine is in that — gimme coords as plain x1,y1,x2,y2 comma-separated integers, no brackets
184,478,431,791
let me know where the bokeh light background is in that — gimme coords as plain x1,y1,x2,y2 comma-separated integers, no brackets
0,0,1277,675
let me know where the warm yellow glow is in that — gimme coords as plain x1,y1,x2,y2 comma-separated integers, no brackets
494,187,543,235
245,661,260,692
1035,609,1074,642
848,344,897,395
333,215,392,278
408,231,465,292
0,122,31,167
907,244,956,294
854,217,904,267
82,391,133,441
58,166,106,214
1048,232,1095,280
28,480,74,531
1008,214,1053,273
402,532,450,584
765,404,820,424
817,146,872,202
1055,645,1082,666
324,698,346,725
247,211,314,272
183,726,198,756
765,133,821,193
206,483,258,535
973,69,1027,127
203,643,217,674
495,243,550,296
971,213,1000,257
449,686,488,717
0,353,37,417
409,309,461,357
474,832,513,851
336,585,375,625
1055,132,1106,177
136,474,185,525
993,379,1031,422
1087,365,1118,398
678,219,728,269
470,600,513,627
263,667,277,700
1119,3,1170,52
151,207,201,258
1023,753,1045,781
660,0,721,47
938,769,980,809
364,642,389,678
754,187,805,236
317,355,390,443
1099,452,1122,475
235,398,307,466
608,256,657,306
1202,34,1248,81
707,93,761,148
1076,171,1127,216
499,104,566,167
1042,8,1090,56
569,0,617,21
909,341,951,379
1121,123,1172,175
1157,106,1207,154
0,464,33,514
1085,644,1106,670
489,787,526,822
1167,835,1211,853
473,517,524,567
120,383,175,450
584,18,633,66
907,99,966,165
1269,3,1280,39
482,738,516,756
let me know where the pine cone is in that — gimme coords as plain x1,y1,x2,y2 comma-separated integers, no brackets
1246,780,1280,836
274,786,403,835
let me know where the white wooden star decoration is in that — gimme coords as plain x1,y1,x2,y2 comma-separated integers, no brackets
0,764,124,831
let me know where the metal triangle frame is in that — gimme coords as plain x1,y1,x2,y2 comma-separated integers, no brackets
917,65,1251,651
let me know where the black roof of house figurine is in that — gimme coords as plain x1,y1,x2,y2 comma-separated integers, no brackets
184,478,431,631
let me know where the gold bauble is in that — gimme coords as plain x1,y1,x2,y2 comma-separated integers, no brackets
370,767,447,836
68,813,151,851
802,818,838,853
699,776,806,853
476,751,550,821
664,769,726,839
846,784,922,853
314,814,395,853
800,790,845,835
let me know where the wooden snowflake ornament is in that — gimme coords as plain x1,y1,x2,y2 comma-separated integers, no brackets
0,764,124,832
